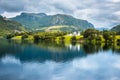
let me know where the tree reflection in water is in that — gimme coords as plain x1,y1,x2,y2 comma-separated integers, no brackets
0,39,120,62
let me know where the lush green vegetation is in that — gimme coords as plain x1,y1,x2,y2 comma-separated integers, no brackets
0,15,26,36
83,29,120,43
11,13,94,31
0,14,120,44
4,28,120,44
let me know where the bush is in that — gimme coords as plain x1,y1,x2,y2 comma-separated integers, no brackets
34,35,40,42
6,34,14,39
59,36,65,41
83,29,99,41
96,36,102,41
71,36,76,42
103,30,111,42
22,34,28,40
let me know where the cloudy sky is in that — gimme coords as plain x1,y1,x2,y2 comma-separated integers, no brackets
0,0,120,28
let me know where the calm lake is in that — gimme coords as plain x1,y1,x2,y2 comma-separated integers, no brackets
0,39,120,80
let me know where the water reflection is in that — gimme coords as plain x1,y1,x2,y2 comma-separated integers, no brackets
0,39,120,62
0,39,120,80
0,52,120,80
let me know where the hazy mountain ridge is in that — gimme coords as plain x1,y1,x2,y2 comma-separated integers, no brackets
11,13,94,31
111,25,120,32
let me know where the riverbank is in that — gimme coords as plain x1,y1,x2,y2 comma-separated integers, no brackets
3,29,120,44
5,34,120,45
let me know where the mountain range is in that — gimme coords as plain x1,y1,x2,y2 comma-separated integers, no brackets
11,13,94,32
111,25,120,32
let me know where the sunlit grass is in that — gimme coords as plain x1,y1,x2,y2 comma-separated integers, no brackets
12,36,22,40
116,35,120,39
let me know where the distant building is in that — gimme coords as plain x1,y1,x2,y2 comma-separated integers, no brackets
68,31,81,36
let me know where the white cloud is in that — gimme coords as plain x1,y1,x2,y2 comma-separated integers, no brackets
0,0,120,28
112,0,120,3
72,58,99,70
1,53,120,80
1,12,21,18
1,55,21,64
114,11,120,16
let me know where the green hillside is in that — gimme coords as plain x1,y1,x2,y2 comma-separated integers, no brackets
111,25,120,32
0,15,26,36
34,25,81,32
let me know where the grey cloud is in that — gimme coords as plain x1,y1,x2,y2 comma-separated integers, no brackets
52,3,72,13
0,0,120,28
0,8,4,14
0,0,25,12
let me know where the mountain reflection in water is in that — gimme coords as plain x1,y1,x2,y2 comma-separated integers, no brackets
0,39,120,80
0,39,120,62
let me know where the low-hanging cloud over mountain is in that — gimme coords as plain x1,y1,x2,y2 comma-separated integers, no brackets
0,0,120,28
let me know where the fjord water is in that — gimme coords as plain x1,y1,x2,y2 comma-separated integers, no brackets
0,39,120,80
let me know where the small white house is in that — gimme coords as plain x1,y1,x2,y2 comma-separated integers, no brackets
68,31,81,36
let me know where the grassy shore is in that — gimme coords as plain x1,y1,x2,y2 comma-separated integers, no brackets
10,34,120,44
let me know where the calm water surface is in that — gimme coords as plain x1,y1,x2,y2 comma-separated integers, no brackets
0,39,120,80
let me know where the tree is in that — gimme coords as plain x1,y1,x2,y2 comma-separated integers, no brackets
103,30,111,43
22,34,28,40
34,35,40,42
96,36,102,42
112,32,116,43
59,36,65,41
71,36,77,42
83,29,99,41
116,31,120,35
6,34,14,39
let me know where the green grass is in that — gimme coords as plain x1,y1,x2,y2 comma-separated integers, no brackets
10,34,120,45
116,35,120,39
11,36,22,40
35,25,80,32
